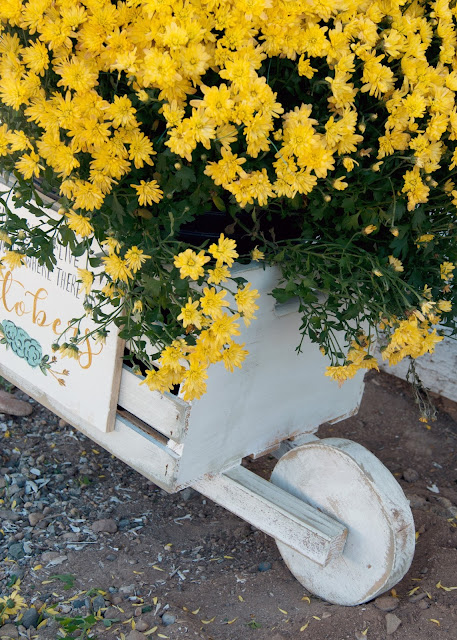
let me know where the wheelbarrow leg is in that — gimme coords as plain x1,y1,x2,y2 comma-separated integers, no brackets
193,464,348,567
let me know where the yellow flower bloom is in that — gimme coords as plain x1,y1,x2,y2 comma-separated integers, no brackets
177,298,203,330
77,268,93,296
0,230,12,245
235,283,260,327
0,591,25,616
102,254,132,283
125,246,151,273
66,211,94,238
437,300,452,312
208,234,238,267
132,300,143,313
388,255,404,272
130,180,163,206
251,246,265,261
222,340,249,372
207,264,231,285
440,261,455,281
15,151,43,179
364,224,377,235
199,287,229,320
416,234,434,245
174,249,210,280
1,251,26,270
181,360,208,401
333,176,348,190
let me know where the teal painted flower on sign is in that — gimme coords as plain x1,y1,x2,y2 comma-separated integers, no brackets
0,320,43,367
0,320,69,386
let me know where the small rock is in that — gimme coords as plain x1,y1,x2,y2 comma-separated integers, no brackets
72,600,86,610
92,595,106,613
46,555,67,567
180,487,196,501
321,612,332,619
161,613,176,626
105,554,117,561
41,551,62,564
355,632,367,640
258,561,272,572
58,418,68,427
0,390,33,417
385,613,401,635
0,509,21,522
126,631,147,640
28,512,44,527
20,608,39,629
91,518,118,534
104,607,121,620
8,542,24,559
0,623,19,638
418,599,430,610
409,592,427,603
119,585,135,595
403,468,419,483
407,494,428,510
135,620,148,632
374,595,399,612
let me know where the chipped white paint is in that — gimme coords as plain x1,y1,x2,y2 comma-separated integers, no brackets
194,464,348,566
377,335,457,402
271,438,415,606
118,365,189,443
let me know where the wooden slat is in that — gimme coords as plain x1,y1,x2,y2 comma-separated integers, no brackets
117,365,189,443
193,465,348,567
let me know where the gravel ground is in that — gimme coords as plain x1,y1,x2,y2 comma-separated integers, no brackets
0,371,457,640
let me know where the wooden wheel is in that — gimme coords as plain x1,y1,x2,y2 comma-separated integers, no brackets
270,438,415,606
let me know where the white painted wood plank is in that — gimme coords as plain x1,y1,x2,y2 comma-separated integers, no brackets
118,365,189,443
175,264,365,487
193,465,347,567
0,360,180,491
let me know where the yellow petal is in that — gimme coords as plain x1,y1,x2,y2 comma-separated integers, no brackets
301,596,310,604
144,627,158,636
300,623,309,631
429,619,440,626
201,616,215,624
278,608,288,615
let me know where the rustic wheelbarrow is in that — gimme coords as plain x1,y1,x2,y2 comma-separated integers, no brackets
0,195,415,606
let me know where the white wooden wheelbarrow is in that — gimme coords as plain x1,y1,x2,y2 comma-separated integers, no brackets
0,216,415,605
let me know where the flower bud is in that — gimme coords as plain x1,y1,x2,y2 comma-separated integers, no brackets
324,195,332,202
174,162,182,170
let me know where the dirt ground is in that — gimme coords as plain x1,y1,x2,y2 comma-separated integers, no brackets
1,370,457,640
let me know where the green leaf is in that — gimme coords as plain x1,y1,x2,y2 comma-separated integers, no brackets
271,287,295,304
174,166,196,190
211,194,226,211
49,573,75,590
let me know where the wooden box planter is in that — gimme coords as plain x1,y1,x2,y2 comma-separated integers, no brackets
0,186,415,606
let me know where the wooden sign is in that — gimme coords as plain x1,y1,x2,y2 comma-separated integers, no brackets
0,198,123,432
